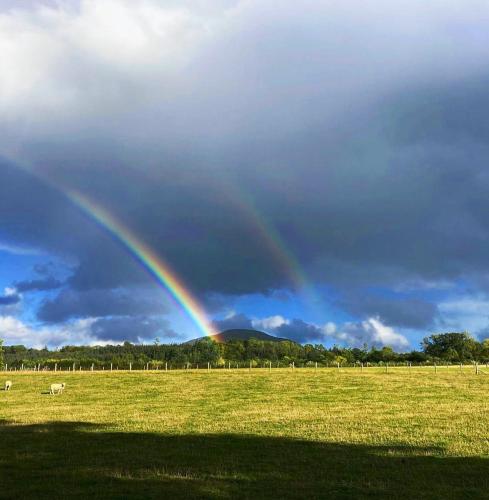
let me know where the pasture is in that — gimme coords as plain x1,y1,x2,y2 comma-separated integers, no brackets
1,367,489,499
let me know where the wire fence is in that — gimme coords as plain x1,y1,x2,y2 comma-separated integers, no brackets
2,361,489,374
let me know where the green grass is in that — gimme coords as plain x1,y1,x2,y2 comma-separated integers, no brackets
1,367,489,498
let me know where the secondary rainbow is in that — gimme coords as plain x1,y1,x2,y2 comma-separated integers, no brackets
68,189,216,338
216,178,321,310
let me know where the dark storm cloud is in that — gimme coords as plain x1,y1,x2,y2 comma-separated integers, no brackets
0,294,21,306
213,313,253,332
2,1,489,335
273,319,325,344
68,252,156,291
38,288,168,323
339,293,438,329
33,262,56,276
90,316,176,343
0,159,112,257
14,277,62,293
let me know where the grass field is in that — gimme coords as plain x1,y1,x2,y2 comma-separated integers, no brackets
1,367,489,499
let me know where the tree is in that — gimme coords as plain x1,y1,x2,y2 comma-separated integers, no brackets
479,339,489,362
379,346,396,362
334,355,347,366
422,332,477,362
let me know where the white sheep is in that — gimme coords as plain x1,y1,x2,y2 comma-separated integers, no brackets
4,381,12,391
50,382,65,395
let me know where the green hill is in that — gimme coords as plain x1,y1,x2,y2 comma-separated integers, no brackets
188,328,291,344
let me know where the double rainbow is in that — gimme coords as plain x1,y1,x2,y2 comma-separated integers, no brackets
10,160,318,340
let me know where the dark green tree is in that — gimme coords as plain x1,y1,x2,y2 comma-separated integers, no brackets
422,332,477,362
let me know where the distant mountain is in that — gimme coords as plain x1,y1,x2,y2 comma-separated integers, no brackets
187,328,292,344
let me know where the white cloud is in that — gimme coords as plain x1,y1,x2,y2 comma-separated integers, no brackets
437,297,489,336
2,0,489,159
0,316,96,348
335,317,409,350
0,0,232,120
254,314,409,350
323,321,337,335
439,297,489,316
252,315,289,331
0,241,43,255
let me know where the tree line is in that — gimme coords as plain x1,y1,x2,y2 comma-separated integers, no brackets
2,332,489,370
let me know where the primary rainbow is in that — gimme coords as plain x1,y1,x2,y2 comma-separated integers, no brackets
68,189,216,338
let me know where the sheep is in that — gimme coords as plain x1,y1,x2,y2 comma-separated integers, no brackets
4,381,12,391
50,382,66,395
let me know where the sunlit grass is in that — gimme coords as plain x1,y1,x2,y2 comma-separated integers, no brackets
1,367,489,498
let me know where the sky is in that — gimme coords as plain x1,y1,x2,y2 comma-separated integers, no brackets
1,0,489,350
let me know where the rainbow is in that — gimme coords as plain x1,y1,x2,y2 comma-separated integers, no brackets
10,159,318,336
215,178,321,309
8,160,216,338
68,189,216,338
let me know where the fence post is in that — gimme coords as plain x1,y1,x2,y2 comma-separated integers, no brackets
476,362,479,375
129,362,132,371
269,361,272,373
110,363,113,372
91,363,94,372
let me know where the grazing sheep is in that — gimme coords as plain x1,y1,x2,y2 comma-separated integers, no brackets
4,381,12,391
50,383,65,395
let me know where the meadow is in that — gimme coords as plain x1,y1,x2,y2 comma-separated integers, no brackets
1,367,489,499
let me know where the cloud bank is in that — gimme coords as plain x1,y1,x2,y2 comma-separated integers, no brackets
216,313,409,351
1,1,489,346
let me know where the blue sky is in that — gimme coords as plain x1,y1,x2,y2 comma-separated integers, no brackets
1,0,489,350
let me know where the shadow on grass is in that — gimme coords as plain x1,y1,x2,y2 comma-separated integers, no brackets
0,421,488,499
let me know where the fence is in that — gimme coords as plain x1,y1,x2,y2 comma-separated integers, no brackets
2,361,488,374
